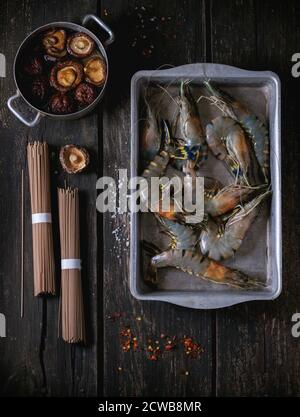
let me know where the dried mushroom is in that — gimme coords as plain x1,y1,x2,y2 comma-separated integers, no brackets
67,32,95,58
50,60,83,92
49,93,74,114
20,27,103,115
43,29,67,57
84,56,106,86
59,145,89,174
74,83,97,106
24,56,43,75
31,76,49,103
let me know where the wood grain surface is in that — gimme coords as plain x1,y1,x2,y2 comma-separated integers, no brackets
0,0,300,397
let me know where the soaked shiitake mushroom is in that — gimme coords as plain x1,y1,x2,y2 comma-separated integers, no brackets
74,82,97,106
20,27,104,114
59,144,89,174
31,76,49,103
84,56,106,86
42,29,67,57
67,32,95,58
50,60,83,92
24,56,43,75
49,93,74,114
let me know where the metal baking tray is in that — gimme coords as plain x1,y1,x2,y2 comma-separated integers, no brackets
130,63,281,309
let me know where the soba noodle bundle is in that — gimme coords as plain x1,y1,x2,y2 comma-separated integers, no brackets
58,187,85,343
27,142,55,296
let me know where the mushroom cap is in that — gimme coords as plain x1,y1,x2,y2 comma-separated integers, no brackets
43,29,67,57
49,93,74,114
59,145,89,174
74,82,97,106
50,60,83,92
67,32,95,58
84,56,106,86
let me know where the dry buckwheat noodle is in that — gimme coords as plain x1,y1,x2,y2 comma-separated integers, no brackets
58,187,85,343
27,142,56,296
21,168,24,317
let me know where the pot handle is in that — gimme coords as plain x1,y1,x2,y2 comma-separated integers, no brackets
82,14,115,47
7,91,42,127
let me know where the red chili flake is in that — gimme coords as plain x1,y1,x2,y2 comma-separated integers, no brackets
133,336,138,351
182,336,204,358
148,346,161,361
164,337,177,351
164,344,174,351
120,327,137,352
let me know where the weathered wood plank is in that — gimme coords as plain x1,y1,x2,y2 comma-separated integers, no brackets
0,0,98,396
101,0,214,397
210,0,300,396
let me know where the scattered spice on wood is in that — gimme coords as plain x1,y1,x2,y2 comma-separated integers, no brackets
120,327,132,352
128,5,181,58
115,316,204,363
164,339,177,351
182,336,204,358
133,336,138,351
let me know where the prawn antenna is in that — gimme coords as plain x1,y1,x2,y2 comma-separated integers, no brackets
157,84,178,106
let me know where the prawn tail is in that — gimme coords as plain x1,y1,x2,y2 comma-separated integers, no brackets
202,259,266,289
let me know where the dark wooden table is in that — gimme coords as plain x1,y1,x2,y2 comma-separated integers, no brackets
0,0,300,397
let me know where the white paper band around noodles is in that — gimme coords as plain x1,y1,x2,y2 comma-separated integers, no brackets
32,212,52,224
61,259,82,270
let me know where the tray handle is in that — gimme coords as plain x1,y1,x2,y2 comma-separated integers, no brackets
82,14,115,47
7,91,42,127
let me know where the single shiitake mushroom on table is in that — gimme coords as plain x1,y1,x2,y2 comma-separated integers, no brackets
42,28,67,57
59,145,89,174
49,93,74,114
84,56,106,86
67,32,95,58
50,60,83,92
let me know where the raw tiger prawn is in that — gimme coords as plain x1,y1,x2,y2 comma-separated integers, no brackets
200,189,270,261
161,80,208,167
204,80,269,183
206,116,263,186
145,216,264,289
